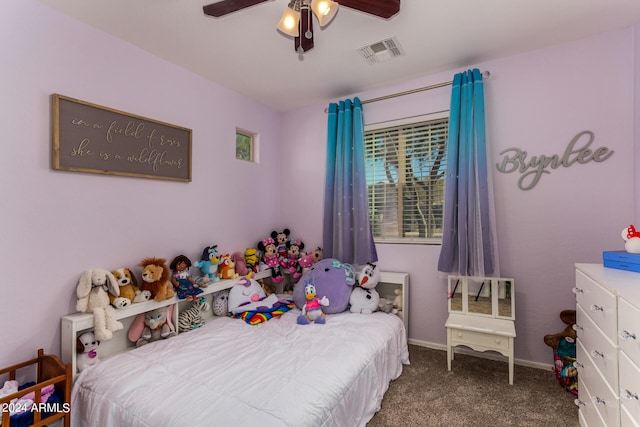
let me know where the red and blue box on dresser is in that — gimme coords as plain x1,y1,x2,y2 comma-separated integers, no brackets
603,250,640,273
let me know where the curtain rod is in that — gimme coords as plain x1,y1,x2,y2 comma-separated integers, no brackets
326,70,490,112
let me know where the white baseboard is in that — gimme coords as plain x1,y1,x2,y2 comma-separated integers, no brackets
407,338,553,371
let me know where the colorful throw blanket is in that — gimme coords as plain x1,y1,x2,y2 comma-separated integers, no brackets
229,299,295,325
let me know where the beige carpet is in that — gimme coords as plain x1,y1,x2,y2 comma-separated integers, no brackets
368,345,579,427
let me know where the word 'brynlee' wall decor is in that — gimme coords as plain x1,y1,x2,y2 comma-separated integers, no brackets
496,131,613,190
52,94,192,182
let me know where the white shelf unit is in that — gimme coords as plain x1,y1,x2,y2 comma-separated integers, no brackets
377,271,409,338
61,270,271,378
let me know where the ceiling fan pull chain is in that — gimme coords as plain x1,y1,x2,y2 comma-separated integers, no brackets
305,1,313,39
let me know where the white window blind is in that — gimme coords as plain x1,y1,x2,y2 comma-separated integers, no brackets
364,113,448,243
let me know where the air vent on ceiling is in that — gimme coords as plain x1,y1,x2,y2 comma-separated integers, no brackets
358,36,405,64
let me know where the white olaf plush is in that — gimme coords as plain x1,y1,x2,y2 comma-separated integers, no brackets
349,263,381,314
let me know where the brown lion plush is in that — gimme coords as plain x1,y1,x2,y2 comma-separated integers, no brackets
140,257,175,302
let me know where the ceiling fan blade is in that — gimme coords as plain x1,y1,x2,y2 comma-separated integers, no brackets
203,0,270,17
337,0,400,19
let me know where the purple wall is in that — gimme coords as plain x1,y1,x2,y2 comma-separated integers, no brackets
1,0,638,368
281,28,637,364
0,1,281,368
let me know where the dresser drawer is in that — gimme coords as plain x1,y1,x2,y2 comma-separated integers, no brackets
622,405,640,427
620,350,640,423
575,269,617,338
577,376,607,427
576,339,620,427
577,304,618,391
448,328,510,351
619,298,640,366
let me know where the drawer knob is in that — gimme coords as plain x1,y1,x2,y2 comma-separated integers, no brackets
574,361,584,369
495,339,501,344
572,324,583,332
590,349,604,359
593,396,606,405
619,330,637,341
620,388,639,401
574,398,585,407
590,304,604,312
572,287,584,294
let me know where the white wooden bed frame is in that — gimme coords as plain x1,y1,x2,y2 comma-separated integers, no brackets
61,270,409,378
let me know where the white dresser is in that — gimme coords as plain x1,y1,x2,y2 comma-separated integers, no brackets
574,263,640,427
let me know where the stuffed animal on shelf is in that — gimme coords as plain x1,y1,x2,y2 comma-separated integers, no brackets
257,237,284,283
393,288,403,315
76,331,100,373
622,225,640,253
212,289,230,316
293,258,356,314
349,262,381,314
76,268,123,341
244,248,259,274
298,247,323,271
378,298,394,313
297,280,330,325
140,257,175,302
110,267,151,309
170,255,203,301
129,306,177,347
194,245,222,282
218,254,239,280
231,251,252,278
282,239,304,280
271,228,291,259
178,297,210,332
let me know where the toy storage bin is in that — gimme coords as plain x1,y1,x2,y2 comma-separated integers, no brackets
0,349,71,427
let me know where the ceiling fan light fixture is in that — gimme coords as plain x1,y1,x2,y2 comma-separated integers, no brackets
310,0,338,27
277,0,301,37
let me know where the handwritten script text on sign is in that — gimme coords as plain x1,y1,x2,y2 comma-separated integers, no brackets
496,131,613,190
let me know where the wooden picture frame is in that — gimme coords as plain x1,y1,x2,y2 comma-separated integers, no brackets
52,94,192,182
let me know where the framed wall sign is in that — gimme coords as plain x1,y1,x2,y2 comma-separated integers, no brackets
52,94,192,182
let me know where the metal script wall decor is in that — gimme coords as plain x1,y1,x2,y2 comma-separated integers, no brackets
495,131,613,190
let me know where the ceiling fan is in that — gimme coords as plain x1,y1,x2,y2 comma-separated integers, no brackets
203,0,401,53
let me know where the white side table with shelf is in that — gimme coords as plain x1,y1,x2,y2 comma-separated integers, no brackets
445,275,516,384
61,270,271,379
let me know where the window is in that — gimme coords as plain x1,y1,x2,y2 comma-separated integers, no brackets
364,112,448,243
235,129,255,162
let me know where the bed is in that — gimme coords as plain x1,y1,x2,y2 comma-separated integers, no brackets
70,305,409,427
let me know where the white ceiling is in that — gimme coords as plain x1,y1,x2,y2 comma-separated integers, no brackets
39,0,640,112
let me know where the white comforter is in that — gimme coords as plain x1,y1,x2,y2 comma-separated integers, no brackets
71,309,409,427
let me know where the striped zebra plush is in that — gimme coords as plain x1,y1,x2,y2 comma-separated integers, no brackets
178,297,210,333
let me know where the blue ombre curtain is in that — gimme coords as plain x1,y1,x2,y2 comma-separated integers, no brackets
323,97,378,265
438,69,497,277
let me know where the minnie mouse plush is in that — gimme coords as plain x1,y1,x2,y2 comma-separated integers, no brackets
281,239,304,280
258,237,284,283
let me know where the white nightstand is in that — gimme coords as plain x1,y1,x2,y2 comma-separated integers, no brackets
445,275,516,384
